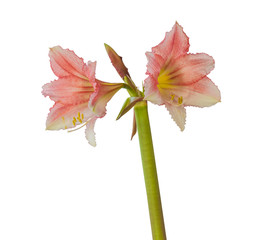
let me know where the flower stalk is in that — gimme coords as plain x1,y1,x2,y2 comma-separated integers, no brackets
134,100,166,240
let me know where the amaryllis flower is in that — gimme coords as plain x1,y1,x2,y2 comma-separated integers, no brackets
144,22,221,130
42,46,124,146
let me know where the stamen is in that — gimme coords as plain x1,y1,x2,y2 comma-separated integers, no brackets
81,113,84,120
171,94,175,101
77,117,82,123
68,121,89,133
178,96,183,105
77,112,82,123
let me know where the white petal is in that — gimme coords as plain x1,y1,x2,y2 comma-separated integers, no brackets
165,103,186,131
85,117,97,147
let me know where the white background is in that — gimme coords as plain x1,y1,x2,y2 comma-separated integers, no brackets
0,0,256,239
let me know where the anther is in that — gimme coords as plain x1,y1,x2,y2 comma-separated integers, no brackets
178,96,183,105
77,112,82,123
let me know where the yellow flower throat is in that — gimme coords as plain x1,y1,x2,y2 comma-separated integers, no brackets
157,69,183,105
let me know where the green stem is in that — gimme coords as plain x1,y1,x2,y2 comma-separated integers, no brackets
134,101,166,240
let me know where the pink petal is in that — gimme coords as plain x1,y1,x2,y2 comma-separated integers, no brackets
89,80,124,118
84,61,97,87
165,103,186,131
46,102,94,130
152,22,189,62
85,117,97,147
172,77,221,107
42,76,94,104
144,75,163,105
49,46,89,79
145,52,165,78
161,53,215,85
144,52,163,103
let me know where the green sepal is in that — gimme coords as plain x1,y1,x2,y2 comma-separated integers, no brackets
116,96,143,120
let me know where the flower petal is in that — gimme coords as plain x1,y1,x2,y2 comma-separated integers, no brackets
165,103,186,131
85,117,97,147
152,22,189,61
84,61,97,86
160,53,215,86
144,75,163,105
145,52,165,78
172,77,221,107
49,46,88,79
89,80,124,118
42,76,94,104
46,102,94,130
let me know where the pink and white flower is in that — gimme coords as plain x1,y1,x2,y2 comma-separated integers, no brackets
42,46,123,146
144,22,221,130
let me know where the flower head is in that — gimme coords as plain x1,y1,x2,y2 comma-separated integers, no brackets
42,46,123,146
144,22,221,130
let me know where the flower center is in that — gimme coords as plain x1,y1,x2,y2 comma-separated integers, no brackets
157,69,172,87
157,69,184,106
